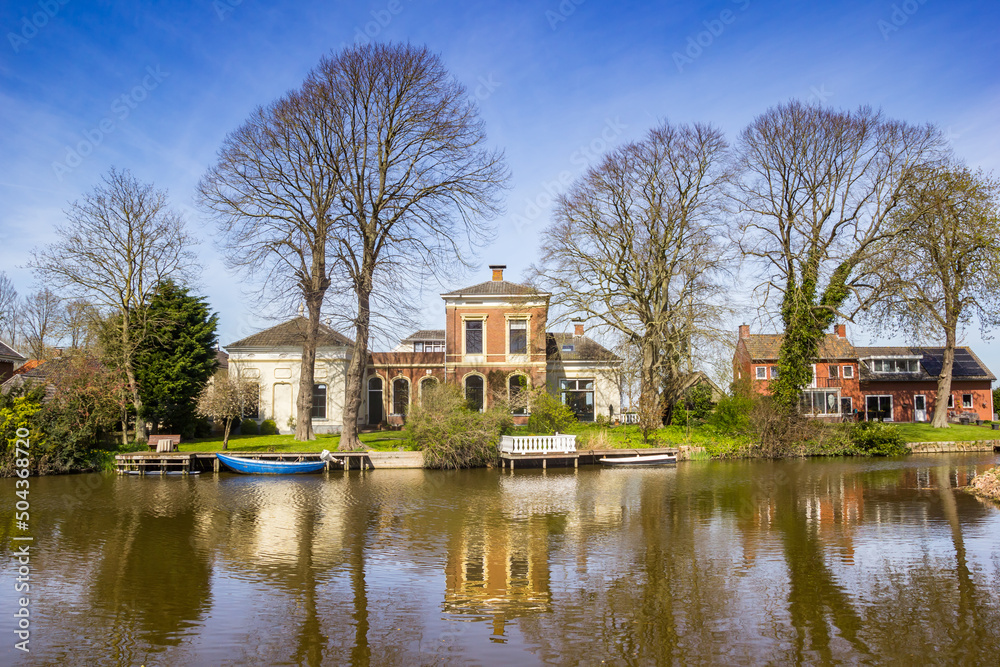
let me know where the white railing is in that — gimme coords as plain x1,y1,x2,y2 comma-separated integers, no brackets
620,413,640,425
500,433,577,454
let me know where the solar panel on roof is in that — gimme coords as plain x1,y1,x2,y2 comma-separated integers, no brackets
919,349,984,378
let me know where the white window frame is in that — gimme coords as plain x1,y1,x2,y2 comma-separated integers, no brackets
962,393,974,409
947,394,954,409
866,395,893,422
755,366,767,380
770,366,779,379
461,315,486,358
842,365,854,379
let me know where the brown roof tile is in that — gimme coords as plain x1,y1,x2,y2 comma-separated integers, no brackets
546,333,619,362
743,333,855,361
226,317,353,349
442,280,547,297
0,341,24,361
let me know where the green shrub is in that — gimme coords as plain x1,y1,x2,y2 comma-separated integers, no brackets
259,419,279,435
685,382,714,419
848,421,909,456
240,418,259,435
527,390,576,434
405,384,513,469
672,403,690,427
709,391,753,434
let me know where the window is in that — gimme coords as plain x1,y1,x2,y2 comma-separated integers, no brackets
562,344,574,353
800,390,839,415
866,395,892,421
842,365,854,379
465,375,484,412
311,384,327,419
241,382,260,419
559,378,595,421
509,319,527,354
871,358,919,373
962,394,973,409
840,397,853,414
392,378,409,416
465,320,483,354
509,375,528,415
948,395,954,408
414,341,444,352
770,366,779,379
828,365,839,379
755,366,767,380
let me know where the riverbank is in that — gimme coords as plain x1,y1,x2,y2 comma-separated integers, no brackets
967,466,1000,501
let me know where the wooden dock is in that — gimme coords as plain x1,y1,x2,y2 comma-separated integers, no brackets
499,444,680,470
115,450,378,474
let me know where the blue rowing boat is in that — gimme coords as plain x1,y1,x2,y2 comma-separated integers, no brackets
216,452,331,475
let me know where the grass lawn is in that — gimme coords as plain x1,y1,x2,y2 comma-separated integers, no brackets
557,422,746,453
180,430,413,453
892,422,999,443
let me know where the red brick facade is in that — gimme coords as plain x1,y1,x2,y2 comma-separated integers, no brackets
735,325,995,423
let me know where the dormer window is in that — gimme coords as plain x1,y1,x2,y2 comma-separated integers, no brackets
562,344,574,353
870,358,919,373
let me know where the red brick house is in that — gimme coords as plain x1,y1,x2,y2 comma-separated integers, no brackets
734,325,995,423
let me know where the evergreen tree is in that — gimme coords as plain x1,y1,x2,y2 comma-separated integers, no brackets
135,281,218,438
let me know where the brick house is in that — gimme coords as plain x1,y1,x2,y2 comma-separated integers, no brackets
734,324,995,423
0,340,25,383
227,266,620,433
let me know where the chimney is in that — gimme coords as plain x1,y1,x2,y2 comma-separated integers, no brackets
738,324,749,339
572,319,585,337
835,323,846,338
489,264,506,282
53,348,63,357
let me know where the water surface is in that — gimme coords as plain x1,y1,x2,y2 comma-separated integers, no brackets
2,453,999,665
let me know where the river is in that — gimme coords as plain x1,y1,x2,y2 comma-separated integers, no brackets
1,452,999,665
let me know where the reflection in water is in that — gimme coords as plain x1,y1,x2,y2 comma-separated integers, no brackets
0,454,998,665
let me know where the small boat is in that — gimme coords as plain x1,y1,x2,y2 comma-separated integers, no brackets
216,451,334,475
599,453,677,466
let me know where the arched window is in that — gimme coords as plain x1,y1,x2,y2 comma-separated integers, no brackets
392,377,410,416
419,376,438,405
509,374,528,415
465,375,484,412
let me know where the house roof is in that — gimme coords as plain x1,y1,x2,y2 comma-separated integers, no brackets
855,346,996,382
215,348,229,370
226,317,353,349
742,333,856,361
401,329,446,342
0,340,24,362
546,333,619,363
442,280,547,298
12,359,43,375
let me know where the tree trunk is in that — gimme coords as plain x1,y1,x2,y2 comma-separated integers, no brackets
638,335,661,442
931,326,957,428
121,313,146,443
340,284,372,451
295,296,322,441
222,417,232,450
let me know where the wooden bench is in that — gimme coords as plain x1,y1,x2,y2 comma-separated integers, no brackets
147,434,181,452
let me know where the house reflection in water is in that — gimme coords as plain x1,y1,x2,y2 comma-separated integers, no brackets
443,520,552,638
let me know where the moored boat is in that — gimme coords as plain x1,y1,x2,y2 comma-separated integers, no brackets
599,453,677,466
216,451,333,475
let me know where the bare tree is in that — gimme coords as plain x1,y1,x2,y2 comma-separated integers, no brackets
59,298,98,351
20,288,63,360
198,72,344,442
863,165,1000,427
196,374,259,449
0,272,18,348
534,121,732,433
733,101,946,412
30,168,196,443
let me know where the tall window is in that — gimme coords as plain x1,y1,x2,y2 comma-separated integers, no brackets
828,365,839,378
559,378,595,421
241,382,260,419
509,374,528,415
509,319,527,354
465,320,483,354
419,376,438,405
392,378,409,415
311,384,327,419
465,375,484,412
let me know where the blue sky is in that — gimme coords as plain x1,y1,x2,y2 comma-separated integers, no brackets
1,0,998,373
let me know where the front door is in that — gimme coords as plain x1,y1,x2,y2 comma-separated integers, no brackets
914,394,926,422
367,377,384,425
